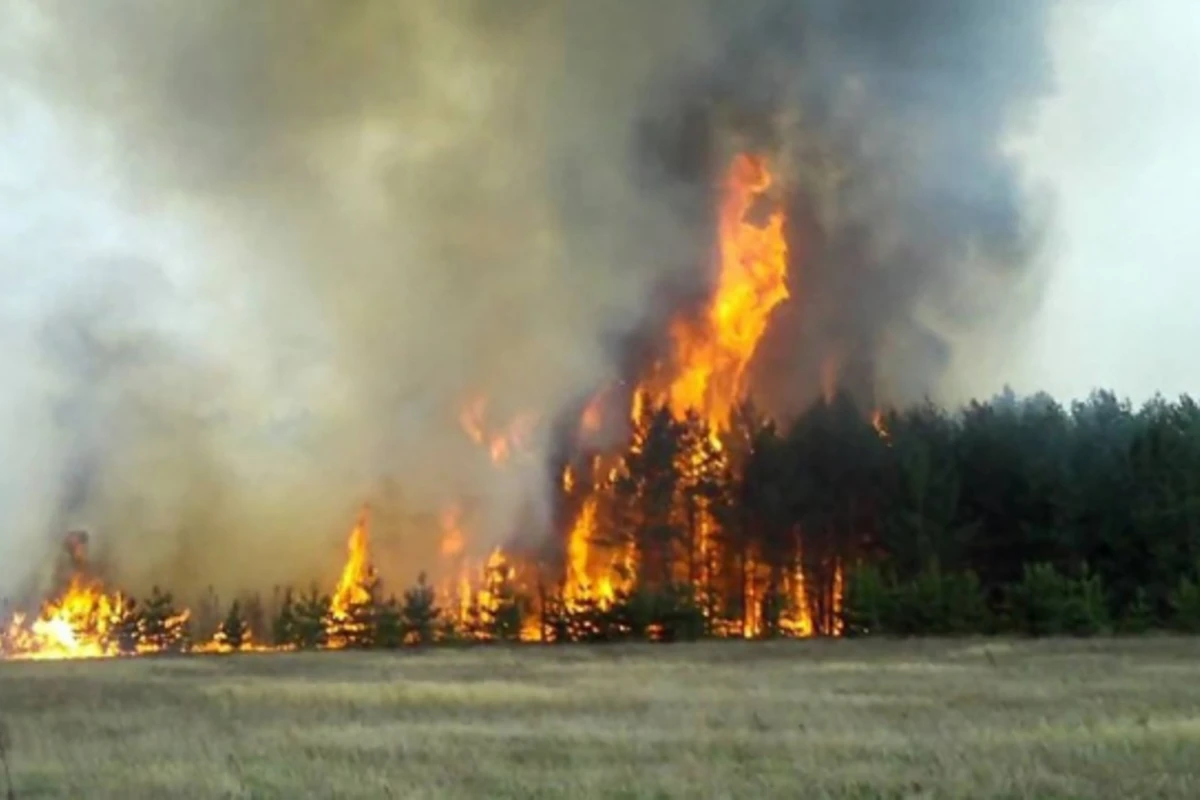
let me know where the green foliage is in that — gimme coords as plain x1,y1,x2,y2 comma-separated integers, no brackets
840,561,988,636
217,600,250,651
373,596,404,649
536,583,705,644
289,588,330,650
1003,563,1072,636
488,591,526,642
1116,588,1156,634
923,566,988,634
400,572,440,645
272,589,298,648
329,578,378,649
139,586,190,653
242,593,268,643
42,389,1200,650
476,562,527,643
651,584,707,642
1068,568,1111,636
1003,563,1109,636
1168,573,1200,633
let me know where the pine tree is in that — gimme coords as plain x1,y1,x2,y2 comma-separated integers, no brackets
400,572,440,645
344,575,380,649
108,595,141,655
272,589,298,647
293,587,330,650
328,573,379,649
139,586,190,653
1117,587,1155,633
244,592,267,644
216,600,250,651
375,595,404,649
481,560,527,642
195,585,223,644
490,590,525,642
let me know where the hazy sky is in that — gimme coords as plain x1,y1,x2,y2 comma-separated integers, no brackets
1010,0,1200,402
1,0,1197,407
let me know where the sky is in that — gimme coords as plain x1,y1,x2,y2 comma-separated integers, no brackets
1,0,1198,408
1009,0,1200,402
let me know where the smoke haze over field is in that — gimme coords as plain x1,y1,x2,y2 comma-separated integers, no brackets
0,1,1058,598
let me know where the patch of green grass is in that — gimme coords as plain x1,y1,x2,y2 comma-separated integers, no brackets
1,639,1199,798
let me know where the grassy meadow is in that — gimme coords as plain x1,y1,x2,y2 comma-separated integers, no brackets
1,638,1199,798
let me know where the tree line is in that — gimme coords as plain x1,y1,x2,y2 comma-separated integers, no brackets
548,387,1200,638
12,386,1200,655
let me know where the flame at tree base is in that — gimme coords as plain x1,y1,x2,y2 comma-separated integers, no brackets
1,499,843,660
0,152,850,662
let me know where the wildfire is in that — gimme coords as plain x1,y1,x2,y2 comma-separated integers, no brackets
1,152,848,661
325,505,375,648
436,509,536,641
331,506,372,615
3,576,124,660
664,152,790,431
554,152,836,637
1,532,193,660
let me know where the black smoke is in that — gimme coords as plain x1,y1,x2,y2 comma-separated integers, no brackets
0,0,1054,596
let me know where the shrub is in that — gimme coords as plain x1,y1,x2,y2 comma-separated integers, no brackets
1003,562,1109,636
216,600,250,651
291,588,331,650
840,562,889,636
1168,574,1200,633
840,561,988,636
939,569,991,634
654,584,706,642
400,572,441,645
1116,587,1156,634
374,596,404,648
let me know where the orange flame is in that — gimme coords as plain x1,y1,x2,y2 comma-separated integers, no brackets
2,533,192,660
330,505,372,619
2,152,840,658
559,153,801,632
664,152,790,431
564,496,598,606
3,576,124,660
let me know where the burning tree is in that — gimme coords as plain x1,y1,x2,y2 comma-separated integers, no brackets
326,507,378,649
0,152,852,660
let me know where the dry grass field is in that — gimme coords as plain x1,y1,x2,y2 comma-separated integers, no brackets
0,638,1199,799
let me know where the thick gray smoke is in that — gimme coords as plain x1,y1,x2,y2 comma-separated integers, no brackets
0,0,1053,599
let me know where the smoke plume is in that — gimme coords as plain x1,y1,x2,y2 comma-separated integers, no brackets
0,0,1053,598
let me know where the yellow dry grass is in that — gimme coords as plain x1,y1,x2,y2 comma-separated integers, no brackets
1,638,1199,798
